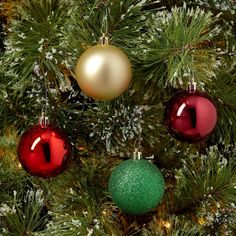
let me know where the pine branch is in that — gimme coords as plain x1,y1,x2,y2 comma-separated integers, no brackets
0,133,50,235
87,97,164,155
141,215,204,236
0,131,32,203
1,0,74,102
35,155,124,236
65,0,155,53
187,0,236,21
209,60,236,144
133,4,221,88
0,189,49,235
174,146,236,214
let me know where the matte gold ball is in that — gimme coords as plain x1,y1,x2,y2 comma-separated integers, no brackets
75,45,132,100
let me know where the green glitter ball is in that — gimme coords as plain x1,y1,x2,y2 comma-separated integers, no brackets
108,159,165,215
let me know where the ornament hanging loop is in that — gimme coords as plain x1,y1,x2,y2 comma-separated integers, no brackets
133,107,143,160
99,1,109,45
187,78,197,93
38,60,50,127
39,112,49,128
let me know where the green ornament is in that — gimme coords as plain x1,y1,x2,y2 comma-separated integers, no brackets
108,159,165,215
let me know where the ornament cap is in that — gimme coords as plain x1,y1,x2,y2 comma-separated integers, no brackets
99,33,109,45
39,112,49,128
187,79,197,93
133,149,142,160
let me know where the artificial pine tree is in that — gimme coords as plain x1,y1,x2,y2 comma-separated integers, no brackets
0,0,236,235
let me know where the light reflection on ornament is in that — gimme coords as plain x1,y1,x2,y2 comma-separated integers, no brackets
84,55,104,79
177,103,186,117
30,137,41,151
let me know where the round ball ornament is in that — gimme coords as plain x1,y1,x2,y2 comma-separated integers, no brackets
108,159,165,215
17,124,72,178
75,35,132,101
164,90,217,143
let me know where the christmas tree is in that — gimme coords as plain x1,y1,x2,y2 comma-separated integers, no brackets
0,0,236,235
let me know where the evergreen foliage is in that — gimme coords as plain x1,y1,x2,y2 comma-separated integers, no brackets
0,0,235,235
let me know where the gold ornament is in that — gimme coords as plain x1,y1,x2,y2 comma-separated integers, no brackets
75,35,132,100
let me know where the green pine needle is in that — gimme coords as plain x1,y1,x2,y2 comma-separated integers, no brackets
141,215,204,236
174,146,236,213
134,4,221,87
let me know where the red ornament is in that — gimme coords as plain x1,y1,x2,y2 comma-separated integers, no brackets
164,91,217,142
17,124,72,178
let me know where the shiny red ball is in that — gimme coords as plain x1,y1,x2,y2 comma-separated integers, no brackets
164,91,217,143
17,124,72,178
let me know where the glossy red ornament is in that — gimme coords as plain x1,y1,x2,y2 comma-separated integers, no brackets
164,91,217,142
17,124,72,178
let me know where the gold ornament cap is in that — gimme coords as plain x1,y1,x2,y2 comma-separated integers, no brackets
99,33,109,45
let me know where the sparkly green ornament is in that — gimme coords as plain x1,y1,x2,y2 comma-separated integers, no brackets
108,159,165,215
